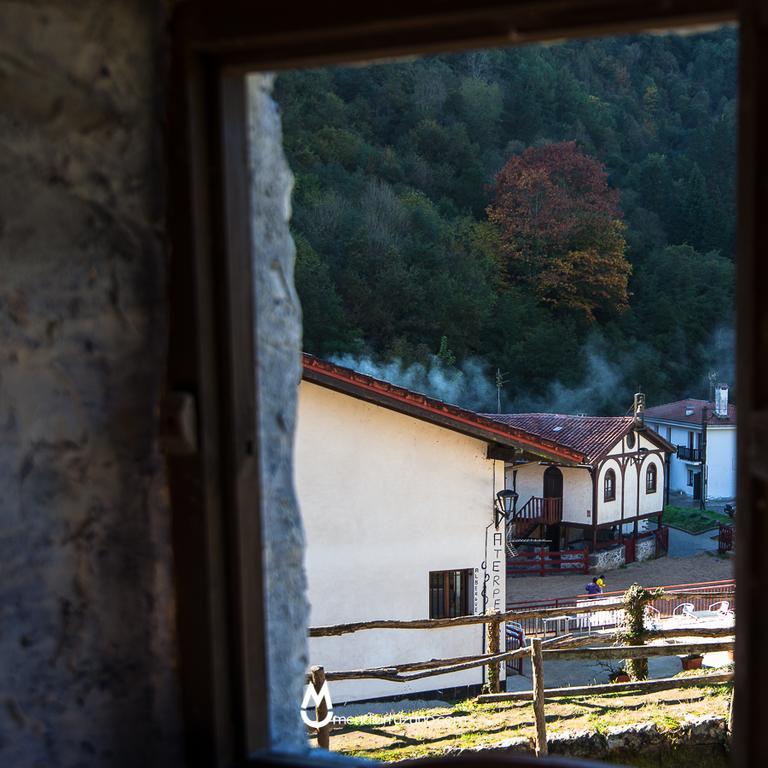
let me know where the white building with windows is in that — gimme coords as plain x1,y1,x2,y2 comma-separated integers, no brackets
483,411,674,557
644,386,736,501
295,354,585,703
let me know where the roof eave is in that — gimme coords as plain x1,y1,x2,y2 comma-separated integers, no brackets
302,360,585,465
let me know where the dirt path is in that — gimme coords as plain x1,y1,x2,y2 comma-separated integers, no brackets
507,552,733,606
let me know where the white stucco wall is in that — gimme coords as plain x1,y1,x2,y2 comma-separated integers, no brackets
295,381,506,702
638,454,664,515
597,457,623,525
646,420,696,496
646,419,735,500
706,427,737,499
505,463,592,525
597,433,664,525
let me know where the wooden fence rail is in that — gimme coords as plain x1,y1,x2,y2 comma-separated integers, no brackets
480,637,734,751
308,590,735,637
507,548,589,576
477,671,734,703
305,583,736,750
312,634,734,683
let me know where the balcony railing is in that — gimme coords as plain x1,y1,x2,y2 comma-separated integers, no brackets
676,445,702,462
514,496,563,525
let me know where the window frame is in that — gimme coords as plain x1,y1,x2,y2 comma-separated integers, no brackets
165,2,768,766
646,463,657,494
429,569,474,619
604,468,616,502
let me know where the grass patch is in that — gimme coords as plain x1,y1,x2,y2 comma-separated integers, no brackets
324,684,732,762
663,505,732,534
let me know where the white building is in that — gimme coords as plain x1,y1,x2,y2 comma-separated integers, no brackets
295,354,583,703
644,386,736,501
484,411,674,556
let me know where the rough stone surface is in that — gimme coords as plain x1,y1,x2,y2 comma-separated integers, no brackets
430,716,728,763
248,73,310,752
589,544,625,572
636,535,657,562
0,2,181,766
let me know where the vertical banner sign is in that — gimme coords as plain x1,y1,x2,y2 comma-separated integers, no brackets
482,530,505,613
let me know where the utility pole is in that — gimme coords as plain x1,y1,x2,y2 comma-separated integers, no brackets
495,368,509,413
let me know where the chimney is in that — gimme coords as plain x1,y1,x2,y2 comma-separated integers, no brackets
633,392,645,425
715,383,729,418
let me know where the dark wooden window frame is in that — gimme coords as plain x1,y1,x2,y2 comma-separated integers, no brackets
646,464,657,493
429,569,474,619
165,1,768,766
604,469,616,501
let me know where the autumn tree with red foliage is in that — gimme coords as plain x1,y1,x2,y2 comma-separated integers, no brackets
487,141,631,321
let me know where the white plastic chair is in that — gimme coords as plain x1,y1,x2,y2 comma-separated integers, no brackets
644,604,662,630
672,602,696,621
709,600,734,617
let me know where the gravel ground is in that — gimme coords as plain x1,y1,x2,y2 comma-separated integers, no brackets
507,552,734,605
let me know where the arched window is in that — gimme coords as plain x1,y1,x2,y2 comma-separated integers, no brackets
604,469,616,501
646,463,658,493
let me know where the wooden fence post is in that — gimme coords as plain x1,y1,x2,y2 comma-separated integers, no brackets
728,685,735,742
531,637,548,756
310,665,330,749
485,609,502,693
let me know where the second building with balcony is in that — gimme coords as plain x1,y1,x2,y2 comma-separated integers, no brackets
484,410,675,561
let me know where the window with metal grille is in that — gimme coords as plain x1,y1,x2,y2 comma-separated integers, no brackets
429,569,473,619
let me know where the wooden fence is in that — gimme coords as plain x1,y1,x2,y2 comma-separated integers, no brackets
305,584,735,749
719,523,734,554
505,579,735,636
306,623,735,684
477,637,734,756
507,548,589,576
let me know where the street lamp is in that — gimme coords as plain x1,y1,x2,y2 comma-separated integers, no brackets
495,488,518,528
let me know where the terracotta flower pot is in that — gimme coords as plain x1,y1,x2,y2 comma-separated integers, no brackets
612,672,630,683
681,655,703,671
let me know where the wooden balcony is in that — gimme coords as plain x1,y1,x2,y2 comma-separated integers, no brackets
514,496,563,526
676,445,702,462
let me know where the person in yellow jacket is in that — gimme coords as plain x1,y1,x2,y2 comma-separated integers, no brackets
596,574,606,591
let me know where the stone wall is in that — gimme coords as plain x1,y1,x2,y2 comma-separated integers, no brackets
0,2,181,766
637,534,657,562
248,74,309,752
589,544,625,573
444,714,729,764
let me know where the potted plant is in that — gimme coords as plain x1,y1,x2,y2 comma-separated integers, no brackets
681,653,704,671
609,667,630,683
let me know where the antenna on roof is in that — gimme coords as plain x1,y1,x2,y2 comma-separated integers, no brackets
495,368,509,413
708,370,718,402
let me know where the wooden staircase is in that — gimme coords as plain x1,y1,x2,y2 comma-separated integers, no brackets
506,496,563,552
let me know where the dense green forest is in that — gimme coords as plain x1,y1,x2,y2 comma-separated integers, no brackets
274,27,736,414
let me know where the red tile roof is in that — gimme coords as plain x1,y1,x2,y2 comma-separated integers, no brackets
301,354,585,464
643,398,737,426
482,413,637,462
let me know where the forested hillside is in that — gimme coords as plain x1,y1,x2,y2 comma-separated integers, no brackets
274,28,737,414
